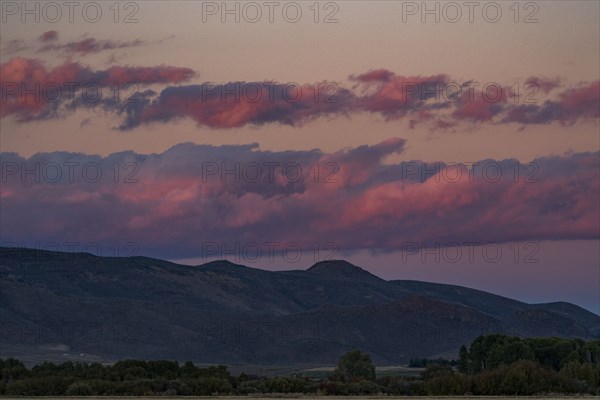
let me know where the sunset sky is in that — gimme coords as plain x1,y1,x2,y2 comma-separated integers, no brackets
1,1,599,313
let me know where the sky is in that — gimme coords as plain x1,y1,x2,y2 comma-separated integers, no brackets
0,1,599,313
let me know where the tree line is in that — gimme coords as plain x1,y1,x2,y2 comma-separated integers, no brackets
1,334,599,395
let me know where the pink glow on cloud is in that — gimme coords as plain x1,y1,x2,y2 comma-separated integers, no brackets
0,57,195,121
354,72,450,119
131,82,352,129
452,85,508,122
2,59,598,130
1,141,597,258
559,81,600,118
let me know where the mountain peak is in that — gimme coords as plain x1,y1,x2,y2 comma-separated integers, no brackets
307,260,381,280
198,259,268,273
200,259,246,269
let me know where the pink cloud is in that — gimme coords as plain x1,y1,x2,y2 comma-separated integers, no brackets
2,61,598,129
559,81,600,118
502,81,600,125
452,84,508,122
1,142,597,259
119,82,354,129
353,71,450,119
0,57,195,121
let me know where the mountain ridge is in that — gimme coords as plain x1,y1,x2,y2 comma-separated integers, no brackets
1,246,597,366
306,259,385,283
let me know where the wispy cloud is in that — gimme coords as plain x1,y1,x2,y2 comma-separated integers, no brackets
39,36,145,56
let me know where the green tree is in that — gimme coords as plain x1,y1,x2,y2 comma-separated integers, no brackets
420,363,453,381
333,350,376,383
458,345,469,373
1,358,29,382
468,334,506,373
191,376,232,395
488,338,535,368
66,381,94,395
560,360,598,389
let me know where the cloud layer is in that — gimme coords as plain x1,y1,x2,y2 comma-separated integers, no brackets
1,141,598,259
2,59,598,130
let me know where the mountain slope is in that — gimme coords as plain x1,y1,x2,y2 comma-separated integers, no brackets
1,247,597,366
390,280,530,318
